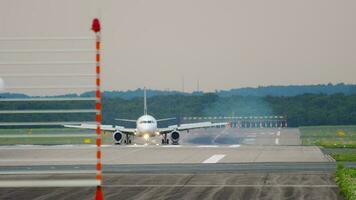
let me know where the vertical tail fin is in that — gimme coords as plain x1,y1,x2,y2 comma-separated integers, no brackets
144,87,147,115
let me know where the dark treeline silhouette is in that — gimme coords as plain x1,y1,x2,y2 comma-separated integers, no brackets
0,93,355,127
265,93,356,127
2,83,355,99
218,83,356,97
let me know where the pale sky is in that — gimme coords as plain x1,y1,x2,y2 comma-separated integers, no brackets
0,0,355,94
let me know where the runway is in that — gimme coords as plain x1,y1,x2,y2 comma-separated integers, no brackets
0,128,344,199
182,128,301,146
0,144,329,166
0,172,342,200
0,162,346,175
0,128,313,166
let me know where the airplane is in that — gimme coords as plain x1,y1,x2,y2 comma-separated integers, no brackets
64,88,228,145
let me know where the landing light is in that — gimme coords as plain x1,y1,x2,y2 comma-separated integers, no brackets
143,134,149,140
155,132,160,136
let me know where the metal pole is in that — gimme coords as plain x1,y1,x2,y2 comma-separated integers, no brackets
92,18,104,200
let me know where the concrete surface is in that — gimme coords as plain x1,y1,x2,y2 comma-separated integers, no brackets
0,145,329,166
0,172,343,200
0,128,344,199
183,128,301,146
0,162,345,175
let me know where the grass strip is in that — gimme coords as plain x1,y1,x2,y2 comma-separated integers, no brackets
331,153,356,161
300,125,356,148
336,164,356,200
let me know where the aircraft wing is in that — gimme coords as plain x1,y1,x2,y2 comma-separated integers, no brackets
176,122,228,131
63,124,136,134
115,118,136,122
157,127,175,134
116,127,136,134
158,122,228,134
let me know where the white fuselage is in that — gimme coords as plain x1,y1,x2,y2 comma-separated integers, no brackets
136,115,158,138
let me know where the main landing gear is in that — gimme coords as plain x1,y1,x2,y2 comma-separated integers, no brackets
161,133,169,145
123,133,132,144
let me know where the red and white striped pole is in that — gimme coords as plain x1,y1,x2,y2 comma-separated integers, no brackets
92,18,104,200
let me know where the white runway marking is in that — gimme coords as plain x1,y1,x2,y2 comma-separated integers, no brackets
0,158,95,162
0,170,96,175
229,144,241,148
0,145,98,150
0,134,95,138
277,131,281,136
126,145,147,147
275,138,279,145
211,129,228,144
202,154,226,163
0,180,100,187
162,145,182,148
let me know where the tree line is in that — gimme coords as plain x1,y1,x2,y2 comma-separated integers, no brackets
0,93,355,127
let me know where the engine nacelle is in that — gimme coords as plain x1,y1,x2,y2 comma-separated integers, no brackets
113,131,123,143
170,131,180,144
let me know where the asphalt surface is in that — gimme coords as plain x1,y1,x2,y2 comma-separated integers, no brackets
0,128,324,166
182,128,301,145
0,162,343,175
0,172,342,200
0,128,346,199
0,145,329,166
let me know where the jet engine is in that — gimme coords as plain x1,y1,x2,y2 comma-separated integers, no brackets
170,131,180,144
113,131,123,143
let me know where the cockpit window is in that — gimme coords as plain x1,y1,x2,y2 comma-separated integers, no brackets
140,120,154,124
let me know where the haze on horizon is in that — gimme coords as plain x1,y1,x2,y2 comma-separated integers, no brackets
0,0,355,94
